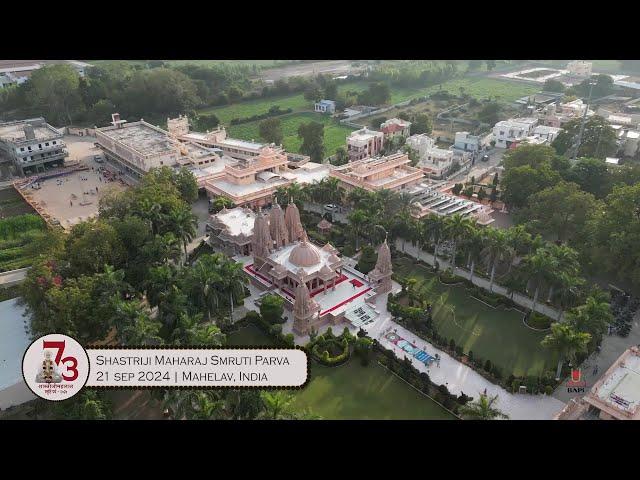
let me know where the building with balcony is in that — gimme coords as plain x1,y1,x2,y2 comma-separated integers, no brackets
406,134,467,179
346,127,384,161
0,118,68,175
95,114,219,180
493,117,539,148
380,118,412,141
329,152,424,193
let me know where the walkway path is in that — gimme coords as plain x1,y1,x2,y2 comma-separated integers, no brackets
363,287,566,420
0,267,29,288
395,239,563,321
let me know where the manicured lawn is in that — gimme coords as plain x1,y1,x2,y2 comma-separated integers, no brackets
393,257,557,378
227,112,356,156
227,325,455,419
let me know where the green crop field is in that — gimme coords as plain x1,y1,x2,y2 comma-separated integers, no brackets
228,325,455,420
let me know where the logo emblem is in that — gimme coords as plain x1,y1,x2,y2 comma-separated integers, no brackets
22,334,90,401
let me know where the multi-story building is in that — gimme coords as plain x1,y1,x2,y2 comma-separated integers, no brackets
204,147,329,208
406,134,460,178
531,125,562,143
493,117,539,148
95,114,219,179
567,60,593,77
380,118,412,141
346,127,384,161
0,118,68,175
453,131,481,153
329,152,424,193
541,99,592,128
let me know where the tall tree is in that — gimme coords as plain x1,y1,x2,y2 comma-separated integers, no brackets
297,122,325,162
542,323,591,380
259,117,284,145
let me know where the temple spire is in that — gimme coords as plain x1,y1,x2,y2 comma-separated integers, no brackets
285,200,304,242
269,200,289,248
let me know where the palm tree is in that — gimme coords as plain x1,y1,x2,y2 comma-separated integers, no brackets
136,197,163,235
542,322,591,380
443,214,475,270
164,205,197,264
521,247,557,313
219,256,247,315
458,393,509,420
259,391,296,420
481,228,512,292
554,272,584,321
463,228,484,283
421,214,446,260
144,264,177,308
163,390,224,420
188,254,224,322
348,209,369,250
567,294,613,340
544,244,581,303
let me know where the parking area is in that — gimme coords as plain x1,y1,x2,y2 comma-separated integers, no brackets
18,135,127,230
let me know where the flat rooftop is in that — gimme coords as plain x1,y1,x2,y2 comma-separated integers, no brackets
99,122,175,157
595,352,640,416
0,298,31,392
209,177,290,198
219,138,265,151
0,119,63,144
282,163,329,184
214,207,256,237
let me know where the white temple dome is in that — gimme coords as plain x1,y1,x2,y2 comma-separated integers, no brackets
289,241,321,267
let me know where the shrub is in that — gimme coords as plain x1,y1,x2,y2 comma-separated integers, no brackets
544,385,553,395
512,379,520,393
527,312,553,330
484,359,493,372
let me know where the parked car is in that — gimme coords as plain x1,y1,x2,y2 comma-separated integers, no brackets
481,154,490,162
324,204,339,212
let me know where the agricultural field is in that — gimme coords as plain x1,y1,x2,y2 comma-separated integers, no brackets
198,82,368,124
227,112,356,156
0,213,46,273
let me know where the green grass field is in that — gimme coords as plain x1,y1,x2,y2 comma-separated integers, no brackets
227,112,356,156
198,83,368,124
227,325,455,419
393,257,557,378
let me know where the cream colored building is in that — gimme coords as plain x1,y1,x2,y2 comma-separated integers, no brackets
555,346,640,420
329,152,424,193
346,127,385,161
95,114,218,179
